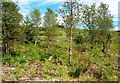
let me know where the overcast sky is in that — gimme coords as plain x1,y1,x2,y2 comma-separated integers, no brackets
12,0,119,30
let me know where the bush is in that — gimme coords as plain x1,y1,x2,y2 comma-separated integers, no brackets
39,51,48,61
74,66,82,77
74,33,85,44
10,51,21,56
68,66,82,77
3,54,13,65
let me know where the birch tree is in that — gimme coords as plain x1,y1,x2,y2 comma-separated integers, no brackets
59,0,81,63
29,8,41,45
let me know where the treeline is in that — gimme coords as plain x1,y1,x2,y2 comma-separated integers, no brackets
1,1,115,63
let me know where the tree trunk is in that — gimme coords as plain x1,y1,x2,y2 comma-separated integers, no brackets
102,34,111,53
35,38,37,46
105,34,111,53
102,42,106,52
69,0,73,64
4,43,7,54
90,32,94,50
5,43,9,54
69,27,72,64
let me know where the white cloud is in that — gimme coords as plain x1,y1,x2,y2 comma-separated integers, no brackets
37,2,58,7
13,0,39,3
114,17,119,22
12,0,119,22
17,4,33,17
107,1,118,21
19,8,31,17
113,26,119,31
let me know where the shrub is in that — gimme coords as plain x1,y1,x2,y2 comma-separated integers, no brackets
74,66,82,77
3,54,13,65
68,66,82,77
39,51,48,61
10,51,21,56
74,33,85,44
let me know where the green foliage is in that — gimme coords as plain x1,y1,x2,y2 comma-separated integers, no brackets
91,48,102,57
81,3,113,51
10,51,21,56
2,44,41,64
87,48,118,81
39,52,62,61
95,66,118,81
3,52,27,65
11,67,24,79
43,8,58,28
38,41,48,48
30,8,41,28
3,54,12,65
39,51,47,61
58,1,81,28
74,33,85,44
95,69,102,78
16,57,27,64
43,61,69,80
2,2,24,54
68,66,82,77
23,8,41,45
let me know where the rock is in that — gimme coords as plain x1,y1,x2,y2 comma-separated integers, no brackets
48,56,53,61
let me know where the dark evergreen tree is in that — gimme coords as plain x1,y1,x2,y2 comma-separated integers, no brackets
2,2,24,54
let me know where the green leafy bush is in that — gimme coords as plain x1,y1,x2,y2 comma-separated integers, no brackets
10,51,21,56
3,54,13,65
68,66,82,77
74,33,85,44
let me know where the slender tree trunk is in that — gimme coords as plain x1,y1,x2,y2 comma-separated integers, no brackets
105,34,111,53
4,43,8,54
102,35,110,53
69,0,73,64
69,27,72,64
6,43,9,54
35,38,37,45
91,32,94,49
